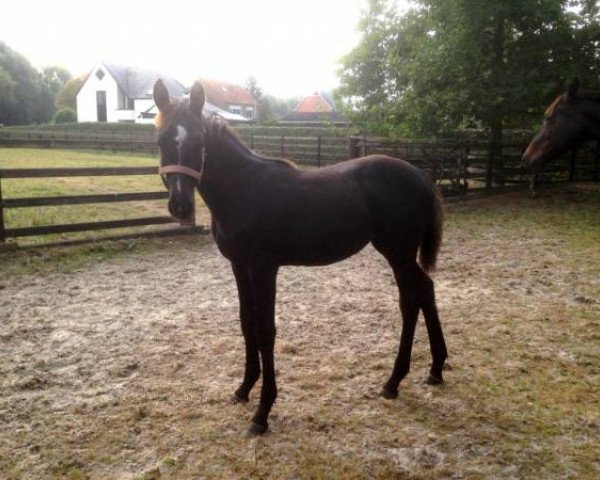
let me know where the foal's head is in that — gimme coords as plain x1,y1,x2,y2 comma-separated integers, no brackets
154,79,206,220
523,78,590,172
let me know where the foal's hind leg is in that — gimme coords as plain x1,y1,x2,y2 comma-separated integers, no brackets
378,255,448,398
380,260,420,399
416,267,448,385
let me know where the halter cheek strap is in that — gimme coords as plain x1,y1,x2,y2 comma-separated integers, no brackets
158,164,203,182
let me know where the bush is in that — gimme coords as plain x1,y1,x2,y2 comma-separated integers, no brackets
53,108,77,124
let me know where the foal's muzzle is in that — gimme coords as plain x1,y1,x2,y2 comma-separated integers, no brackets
168,195,193,220
158,165,202,222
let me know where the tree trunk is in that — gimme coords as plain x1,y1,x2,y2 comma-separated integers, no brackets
487,11,505,189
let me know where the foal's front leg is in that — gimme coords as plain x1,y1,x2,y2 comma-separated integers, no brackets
231,263,260,403
246,264,279,436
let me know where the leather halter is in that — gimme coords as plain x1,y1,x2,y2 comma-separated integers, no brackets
158,145,206,185
158,164,203,182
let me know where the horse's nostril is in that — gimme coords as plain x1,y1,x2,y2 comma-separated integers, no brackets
169,198,191,220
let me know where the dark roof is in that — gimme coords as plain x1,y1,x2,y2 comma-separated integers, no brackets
103,63,187,99
278,110,349,126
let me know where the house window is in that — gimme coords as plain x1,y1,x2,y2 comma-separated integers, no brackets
96,69,105,80
244,107,254,119
229,105,242,115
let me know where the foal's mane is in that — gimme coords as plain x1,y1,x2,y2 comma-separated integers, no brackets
206,116,298,169
154,97,297,169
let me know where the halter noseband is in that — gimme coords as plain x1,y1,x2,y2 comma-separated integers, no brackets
158,164,203,182
158,145,206,186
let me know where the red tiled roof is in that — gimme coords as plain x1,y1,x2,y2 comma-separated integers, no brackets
295,95,333,113
200,79,255,109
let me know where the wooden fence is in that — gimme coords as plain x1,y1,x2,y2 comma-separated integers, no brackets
0,130,159,154
351,136,600,192
1,129,598,246
0,165,204,246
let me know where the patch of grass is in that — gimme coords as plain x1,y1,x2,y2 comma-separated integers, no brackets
50,458,90,479
294,444,367,479
0,234,211,277
448,185,600,248
0,453,24,480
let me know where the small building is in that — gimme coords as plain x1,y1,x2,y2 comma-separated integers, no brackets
76,63,253,124
76,63,187,124
279,92,348,126
199,79,257,121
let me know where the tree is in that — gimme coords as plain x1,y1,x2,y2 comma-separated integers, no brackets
245,75,263,103
246,75,268,123
0,42,72,125
53,108,77,124
41,66,71,97
338,0,600,140
337,0,401,133
257,96,275,124
0,42,39,124
55,75,85,111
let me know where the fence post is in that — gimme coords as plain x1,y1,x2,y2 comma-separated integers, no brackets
316,135,322,167
0,169,5,243
569,148,576,182
361,131,367,157
486,145,494,190
281,134,285,158
594,142,599,182
347,136,360,159
251,126,255,150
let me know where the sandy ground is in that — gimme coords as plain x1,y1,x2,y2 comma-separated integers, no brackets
1,187,599,479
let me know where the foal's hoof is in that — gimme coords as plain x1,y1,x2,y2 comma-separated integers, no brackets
232,391,249,404
425,374,444,386
380,386,399,399
245,422,268,437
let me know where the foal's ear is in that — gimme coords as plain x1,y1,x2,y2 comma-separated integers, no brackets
153,79,171,112
189,81,205,119
566,77,580,101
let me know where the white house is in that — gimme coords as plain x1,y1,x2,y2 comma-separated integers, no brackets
76,63,252,124
76,63,187,124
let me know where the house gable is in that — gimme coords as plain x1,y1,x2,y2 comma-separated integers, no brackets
295,94,333,113
279,92,347,126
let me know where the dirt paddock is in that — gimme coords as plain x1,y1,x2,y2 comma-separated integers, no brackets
1,186,599,479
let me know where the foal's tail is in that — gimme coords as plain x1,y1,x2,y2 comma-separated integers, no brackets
419,184,444,273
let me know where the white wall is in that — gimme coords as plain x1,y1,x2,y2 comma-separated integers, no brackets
135,99,155,124
76,64,121,123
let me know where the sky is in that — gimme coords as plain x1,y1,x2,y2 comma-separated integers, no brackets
2,0,411,99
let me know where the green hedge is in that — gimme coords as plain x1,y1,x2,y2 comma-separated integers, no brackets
2,122,356,138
